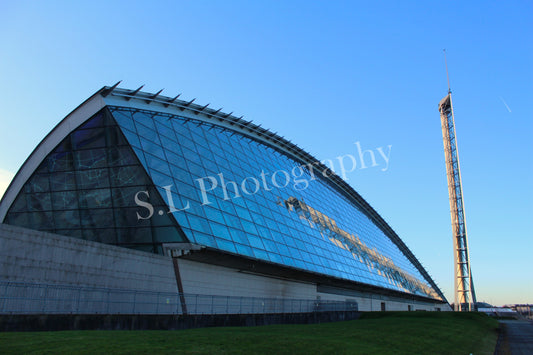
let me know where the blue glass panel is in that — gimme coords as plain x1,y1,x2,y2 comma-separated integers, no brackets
53,210,80,229
175,182,201,203
75,149,107,170
166,151,187,168
203,206,225,224
215,238,236,253
268,253,283,264
112,186,144,207
241,220,258,235
72,128,106,150
47,151,74,172
113,111,136,132
52,190,79,210
140,138,166,160
135,121,159,143
132,112,156,130
80,208,114,228
78,188,111,208
172,210,189,227
256,225,271,239
247,235,264,249
228,228,249,245
9,195,28,213
159,135,177,150
107,146,138,166
171,120,191,138
181,146,202,165
178,137,197,153
252,248,270,262
153,226,185,243
26,193,52,211
234,243,254,258
191,231,217,248
106,125,128,146
154,117,174,134
121,128,141,148
223,213,242,230
117,227,153,244
25,174,50,193
186,161,205,178
109,166,139,186
49,171,77,191
77,168,109,189
79,112,104,129
276,243,290,256
170,168,194,188
132,147,147,167
187,214,212,234
234,205,252,221
146,154,171,177
56,229,83,239
114,207,151,228
83,228,117,244
209,222,232,240
262,239,279,253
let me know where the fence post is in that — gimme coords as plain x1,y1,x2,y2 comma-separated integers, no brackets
106,289,110,314
42,284,47,313
76,287,81,313
226,296,229,314
132,291,137,314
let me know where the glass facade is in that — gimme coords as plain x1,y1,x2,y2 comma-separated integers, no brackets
3,102,441,300
111,106,438,299
4,109,187,254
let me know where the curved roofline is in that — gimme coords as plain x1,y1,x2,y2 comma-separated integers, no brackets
0,90,106,220
0,84,447,303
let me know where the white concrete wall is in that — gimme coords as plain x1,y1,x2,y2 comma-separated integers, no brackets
177,258,316,299
316,291,450,312
0,224,177,293
177,259,450,312
0,223,450,313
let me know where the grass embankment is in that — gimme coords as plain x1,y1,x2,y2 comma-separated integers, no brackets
0,312,498,354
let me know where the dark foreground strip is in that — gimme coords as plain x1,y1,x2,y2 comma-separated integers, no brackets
0,311,361,332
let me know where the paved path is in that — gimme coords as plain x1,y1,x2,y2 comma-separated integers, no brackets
495,320,533,355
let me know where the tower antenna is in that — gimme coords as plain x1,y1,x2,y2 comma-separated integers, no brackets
444,49,451,93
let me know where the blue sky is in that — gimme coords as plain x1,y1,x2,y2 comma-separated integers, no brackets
0,1,531,306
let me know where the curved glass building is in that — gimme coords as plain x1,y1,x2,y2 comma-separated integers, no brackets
0,85,448,311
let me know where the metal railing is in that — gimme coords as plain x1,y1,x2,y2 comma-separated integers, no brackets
0,281,358,315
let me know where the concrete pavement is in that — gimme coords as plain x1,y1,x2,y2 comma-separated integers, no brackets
495,320,533,355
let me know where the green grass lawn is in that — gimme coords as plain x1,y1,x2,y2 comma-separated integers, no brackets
0,312,498,354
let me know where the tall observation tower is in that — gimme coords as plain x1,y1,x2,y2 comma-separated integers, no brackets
438,51,477,312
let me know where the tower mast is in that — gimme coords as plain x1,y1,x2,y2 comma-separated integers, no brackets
438,50,477,311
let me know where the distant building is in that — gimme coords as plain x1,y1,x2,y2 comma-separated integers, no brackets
506,304,533,319
0,86,450,314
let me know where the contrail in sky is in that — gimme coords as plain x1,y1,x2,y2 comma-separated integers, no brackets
499,96,512,113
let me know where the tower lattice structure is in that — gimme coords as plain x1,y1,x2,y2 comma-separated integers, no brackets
438,90,477,312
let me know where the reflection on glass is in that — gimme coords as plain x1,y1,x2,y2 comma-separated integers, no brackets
282,196,438,299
